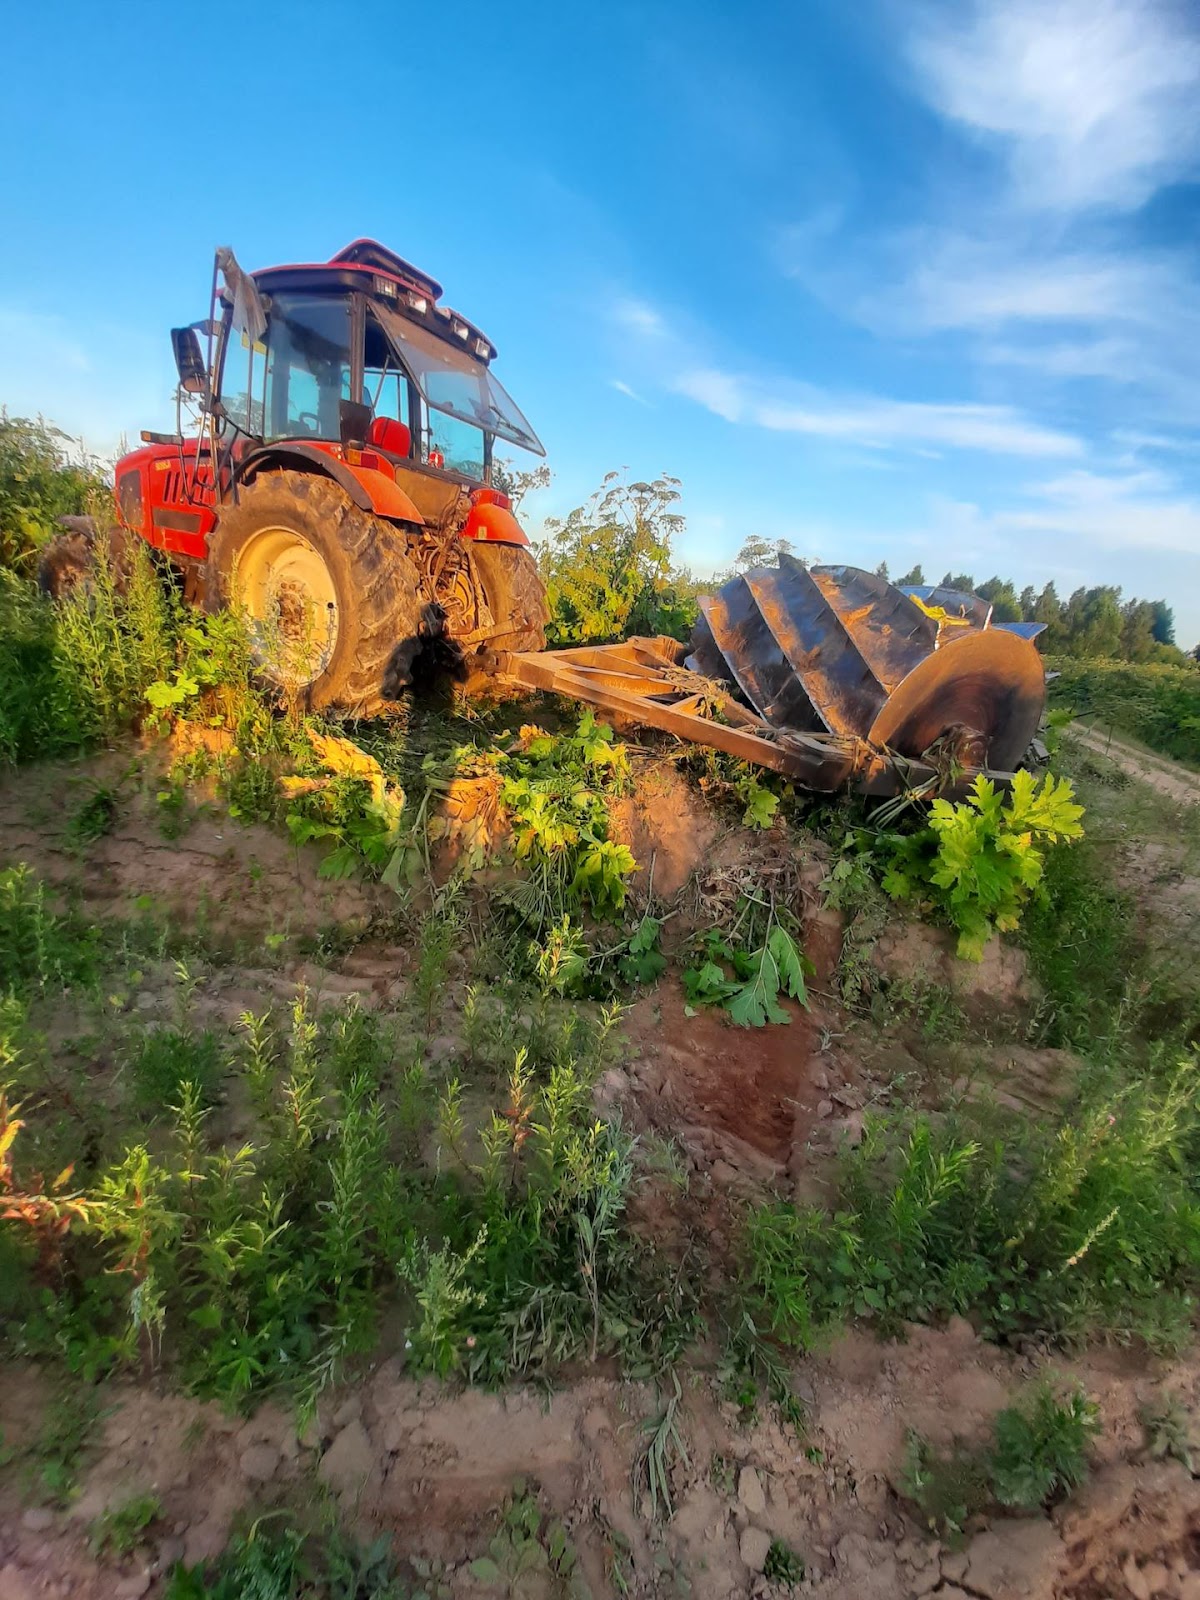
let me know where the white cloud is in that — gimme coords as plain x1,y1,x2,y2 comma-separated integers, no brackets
672,366,1084,458
907,0,1200,212
1000,468,1200,554
609,379,651,405
611,297,668,338
673,367,744,423
893,236,1179,333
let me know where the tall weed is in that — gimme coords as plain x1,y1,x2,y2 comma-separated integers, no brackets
747,1056,1200,1351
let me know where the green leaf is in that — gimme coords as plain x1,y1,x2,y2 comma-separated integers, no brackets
469,1557,503,1584
767,924,811,1006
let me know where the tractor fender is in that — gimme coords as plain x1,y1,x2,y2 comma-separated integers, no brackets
237,444,425,525
461,499,529,547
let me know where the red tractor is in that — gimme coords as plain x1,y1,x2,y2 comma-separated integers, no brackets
82,239,550,710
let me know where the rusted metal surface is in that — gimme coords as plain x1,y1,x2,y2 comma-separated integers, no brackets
499,639,978,796
809,563,937,690
867,627,1047,774
496,561,1044,795
688,561,1046,777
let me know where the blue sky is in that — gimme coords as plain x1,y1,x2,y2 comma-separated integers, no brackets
3,0,1199,645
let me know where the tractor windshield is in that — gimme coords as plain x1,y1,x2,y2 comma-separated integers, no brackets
374,302,544,456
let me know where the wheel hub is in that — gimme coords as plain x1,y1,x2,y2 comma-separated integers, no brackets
234,526,339,687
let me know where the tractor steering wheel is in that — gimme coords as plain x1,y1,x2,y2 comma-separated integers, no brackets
293,412,320,435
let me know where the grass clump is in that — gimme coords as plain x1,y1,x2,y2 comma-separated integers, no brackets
902,1381,1099,1537
0,865,98,995
89,1491,162,1555
763,1539,806,1586
991,1382,1099,1508
165,1521,403,1599
745,1056,1200,1351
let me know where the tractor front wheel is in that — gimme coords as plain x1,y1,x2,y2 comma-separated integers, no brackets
205,471,433,714
467,541,549,656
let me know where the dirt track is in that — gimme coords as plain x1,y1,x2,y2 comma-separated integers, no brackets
1068,723,1200,805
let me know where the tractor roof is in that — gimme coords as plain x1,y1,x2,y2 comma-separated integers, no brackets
250,239,497,362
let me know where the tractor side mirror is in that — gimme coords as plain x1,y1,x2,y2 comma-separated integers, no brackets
171,327,208,395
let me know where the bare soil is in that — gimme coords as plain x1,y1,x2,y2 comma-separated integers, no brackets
3,743,1200,1598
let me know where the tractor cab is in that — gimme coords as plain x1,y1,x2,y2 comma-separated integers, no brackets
113,239,545,583
103,239,550,716
204,239,543,489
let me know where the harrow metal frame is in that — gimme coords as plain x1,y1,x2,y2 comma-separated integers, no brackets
498,637,1010,796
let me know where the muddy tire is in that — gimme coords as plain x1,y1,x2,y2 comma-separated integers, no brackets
467,542,549,654
37,529,94,599
206,471,435,714
37,520,136,600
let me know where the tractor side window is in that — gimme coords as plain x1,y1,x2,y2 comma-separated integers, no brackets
218,328,265,435
363,315,409,428
261,293,352,441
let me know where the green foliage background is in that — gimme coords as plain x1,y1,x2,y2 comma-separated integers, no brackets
1048,657,1200,769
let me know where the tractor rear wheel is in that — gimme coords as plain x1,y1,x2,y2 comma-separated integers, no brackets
37,520,133,599
205,471,433,714
467,542,549,655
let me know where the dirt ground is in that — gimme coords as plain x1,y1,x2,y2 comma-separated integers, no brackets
2,738,1200,1598
1067,725,1200,807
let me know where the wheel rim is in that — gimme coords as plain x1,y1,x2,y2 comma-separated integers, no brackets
234,526,339,687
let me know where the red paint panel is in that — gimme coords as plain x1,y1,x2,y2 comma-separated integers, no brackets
461,500,529,547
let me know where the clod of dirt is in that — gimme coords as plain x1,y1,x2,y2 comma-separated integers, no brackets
318,1419,376,1501
737,1466,766,1515
238,1442,280,1482
961,1516,1064,1600
607,760,724,901
739,1525,771,1571
963,1045,1082,1119
872,918,1035,1015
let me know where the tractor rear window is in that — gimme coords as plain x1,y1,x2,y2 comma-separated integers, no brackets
261,294,353,440
374,303,544,456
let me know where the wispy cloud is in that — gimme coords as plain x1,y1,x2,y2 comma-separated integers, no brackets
1000,467,1200,554
671,366,1083,458
609,378,651,405
611,297,668,338
775,3,1200,414
906,0,1200,212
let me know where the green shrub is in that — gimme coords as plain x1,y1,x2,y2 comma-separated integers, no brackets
537,471,699,645
901,1382,1098,1536
745,1056,1200,1351
130,1027,222,1112
0,865,97,995
1048,656,1200,769
0,542,276,768
0,574,83,762
991,1382,1099,1508
0,414,107,574
881,772,1084,959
